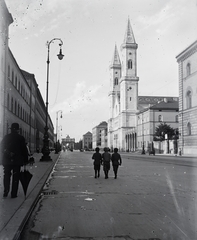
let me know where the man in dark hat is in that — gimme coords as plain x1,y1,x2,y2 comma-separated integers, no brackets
92,147,102,178
101,147,111,179
1,123,28,198
111,148,122,179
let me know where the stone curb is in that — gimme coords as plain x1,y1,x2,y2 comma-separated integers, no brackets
0,152,60,240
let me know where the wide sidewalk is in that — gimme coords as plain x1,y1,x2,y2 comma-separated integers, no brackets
0,152,59,240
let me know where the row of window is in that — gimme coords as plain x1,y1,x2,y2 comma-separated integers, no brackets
158,115,179,122
138,115,179,123
113,59,133,86
186,63,194,109
8,65,30,104
7,93,30,124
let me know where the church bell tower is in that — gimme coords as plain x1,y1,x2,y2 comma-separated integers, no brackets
119,18,139,150
108,18,139,151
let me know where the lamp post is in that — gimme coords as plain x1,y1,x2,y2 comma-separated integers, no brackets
40,38,64,161
55,110,63,154
141,113,145,154
56,110,62,141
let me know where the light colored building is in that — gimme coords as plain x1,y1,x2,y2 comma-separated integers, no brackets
3,50,55,152
108,18,178,152
176,40,197,155
137,99,179,153
101,128,108,150
62,135,75,150
92,121,107,149
0,0,13,141
82,131,92,150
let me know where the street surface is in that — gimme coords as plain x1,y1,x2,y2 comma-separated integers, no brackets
21,151,197,240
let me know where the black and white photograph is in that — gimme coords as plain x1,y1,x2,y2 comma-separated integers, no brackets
0,0,197,239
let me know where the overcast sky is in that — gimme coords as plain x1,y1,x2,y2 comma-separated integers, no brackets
5,0,197,142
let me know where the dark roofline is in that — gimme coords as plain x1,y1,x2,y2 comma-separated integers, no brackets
138,100,178,114
8,48,30,86
1,0,13,25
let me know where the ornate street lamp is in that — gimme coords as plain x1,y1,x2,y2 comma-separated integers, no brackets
40,38,64,161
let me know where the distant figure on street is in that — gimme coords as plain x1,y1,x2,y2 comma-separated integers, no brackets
26,142,31,156
111,148,122,179
1,123,28,198
26,142,35,165
101,147,111,179
92,147,102,178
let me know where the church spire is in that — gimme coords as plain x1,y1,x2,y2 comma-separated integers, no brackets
123,18,136,44
111,44,121,66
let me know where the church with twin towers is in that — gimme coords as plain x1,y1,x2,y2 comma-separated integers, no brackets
108,18,139,151
107,18,178,152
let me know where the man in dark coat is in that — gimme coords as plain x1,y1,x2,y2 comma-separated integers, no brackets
92,147,102,178
101,147,111,179
111,148,122,179
1,123,28,198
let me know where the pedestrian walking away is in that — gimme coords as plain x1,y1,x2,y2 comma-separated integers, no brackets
92,147,102,178
0,123,29,198
26,142,35,165
111,148,122,179
101,147,111,179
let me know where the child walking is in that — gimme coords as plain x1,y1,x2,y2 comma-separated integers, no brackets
92,147,102,178
111,148,122,179
101,147,111,179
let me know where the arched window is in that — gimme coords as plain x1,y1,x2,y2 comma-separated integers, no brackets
15,76,17,88
186,90,192,108
18,104,20,116
158,115,162,122
7,93,10,110
114,77,118,85
187,122,191,135
18,81,20,92
8,65,10,79
14,100,17,114
186,63,191,76
12,70,14,83
175,115,178,122
11,97,13,112
128,59,132,69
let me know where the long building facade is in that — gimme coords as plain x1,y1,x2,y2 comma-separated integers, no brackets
0,0,13,142
0,0,55,153
176,40,197,155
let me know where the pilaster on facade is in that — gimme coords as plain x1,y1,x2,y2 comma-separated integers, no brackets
176,39,197,155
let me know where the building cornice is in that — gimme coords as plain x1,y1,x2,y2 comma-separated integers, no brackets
176,40,197,62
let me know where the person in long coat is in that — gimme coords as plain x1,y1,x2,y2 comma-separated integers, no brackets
1,123,28,198
101,147,111,179
92,147,102,178
111,148,122,179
